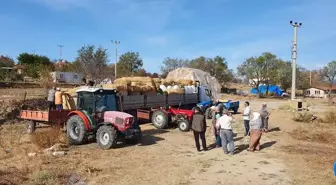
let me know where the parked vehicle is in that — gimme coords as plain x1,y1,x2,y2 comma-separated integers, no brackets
118,83,211,130
198,99,240,119
19,88,142,150
160,105,194,132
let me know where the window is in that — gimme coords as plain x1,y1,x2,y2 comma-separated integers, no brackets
77,92,95,112
74,74,78,79
59,73,64,79
95,91,118,112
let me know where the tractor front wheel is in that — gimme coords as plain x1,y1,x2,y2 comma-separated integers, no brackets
152,110,169,129
96,125,117,150
178,119,190,132
66,115,87,145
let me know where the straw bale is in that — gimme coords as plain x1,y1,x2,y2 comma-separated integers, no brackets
167,88,185,94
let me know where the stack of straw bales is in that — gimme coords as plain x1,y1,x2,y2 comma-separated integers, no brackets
110,77,157,93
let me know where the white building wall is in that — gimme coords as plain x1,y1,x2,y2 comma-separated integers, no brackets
305,88,326,98
50,71,84,84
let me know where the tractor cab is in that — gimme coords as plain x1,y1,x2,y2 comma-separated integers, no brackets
76,87,118,114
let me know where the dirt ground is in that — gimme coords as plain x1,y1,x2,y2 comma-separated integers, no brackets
0,97,335,185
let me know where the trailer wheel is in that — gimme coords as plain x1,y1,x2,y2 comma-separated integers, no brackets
27,121,36,134
152,110,169,129
66,115,87,145
205,107,213,119
96,125,117,150
178,119,190,132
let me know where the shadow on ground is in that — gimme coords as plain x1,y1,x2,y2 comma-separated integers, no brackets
268,127,281,132
261,141,277,150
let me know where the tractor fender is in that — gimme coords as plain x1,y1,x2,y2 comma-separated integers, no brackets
68,111,91,131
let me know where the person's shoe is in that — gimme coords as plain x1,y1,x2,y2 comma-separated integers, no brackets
247,149,254,152
197,149,201,152
203,148,208,151
224,151,229,154
229,152,234,155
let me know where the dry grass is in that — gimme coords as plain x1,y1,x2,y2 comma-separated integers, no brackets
290,126,335,143
278,104,291,110
292,112,314,123
30,126,68,149
321,111,336,125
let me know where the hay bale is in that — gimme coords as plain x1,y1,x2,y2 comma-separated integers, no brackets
167,88,184,94
153,78,162,84
177,79,194,86
162,79,194,86
115,77,153,86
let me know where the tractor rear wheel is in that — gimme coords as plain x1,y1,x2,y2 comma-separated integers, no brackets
178,119,190,132
96,125,117,150
205,107,213,119
66,115,87,145
152,110,169,129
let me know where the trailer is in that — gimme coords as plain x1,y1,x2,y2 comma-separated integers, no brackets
115,84,212,129
20,110,70,133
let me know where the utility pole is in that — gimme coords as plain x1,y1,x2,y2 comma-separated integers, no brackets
57,45,64,61
111,40,120,79
310,70,312,87
290,21,302,100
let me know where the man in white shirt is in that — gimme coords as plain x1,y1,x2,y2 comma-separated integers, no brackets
216,110,235,155
243,101,251,136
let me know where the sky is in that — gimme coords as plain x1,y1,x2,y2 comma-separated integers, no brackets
1,0,336,73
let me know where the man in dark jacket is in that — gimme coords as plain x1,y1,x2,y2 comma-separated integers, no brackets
191,107,207,152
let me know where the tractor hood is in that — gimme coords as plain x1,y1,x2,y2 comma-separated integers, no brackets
103,111,133,125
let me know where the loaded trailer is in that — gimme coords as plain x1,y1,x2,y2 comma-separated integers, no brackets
115,84,212,130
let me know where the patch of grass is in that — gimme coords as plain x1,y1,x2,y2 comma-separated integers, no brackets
0,167,29,185
292,112,314,123
321,111,336,124
0,124,24,156
30,170,67,185
30,126,67,149
290,127,335,143
278,104,291,110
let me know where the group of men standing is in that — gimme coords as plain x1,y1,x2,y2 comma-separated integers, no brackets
47,87,63,111
190,101,270,155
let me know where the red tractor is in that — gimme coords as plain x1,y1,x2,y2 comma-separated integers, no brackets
155,105,194,132
20,87,142,150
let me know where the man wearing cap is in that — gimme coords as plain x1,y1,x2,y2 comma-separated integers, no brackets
191,107,207,152
260,103,270,132
216,109,235,155
55,88,63,111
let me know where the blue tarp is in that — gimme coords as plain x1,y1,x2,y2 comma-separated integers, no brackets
250,85,284,96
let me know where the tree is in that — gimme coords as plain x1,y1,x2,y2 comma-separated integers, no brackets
76,45,109,83
0,55,15,67
296,67,311,90
237,53,278,96
188,56,233,84
160,57,189,77
276,61,292,91
117,51,143,77
17,53,53,78
319,61,336,97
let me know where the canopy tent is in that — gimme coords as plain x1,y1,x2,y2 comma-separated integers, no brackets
250,85,284,96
